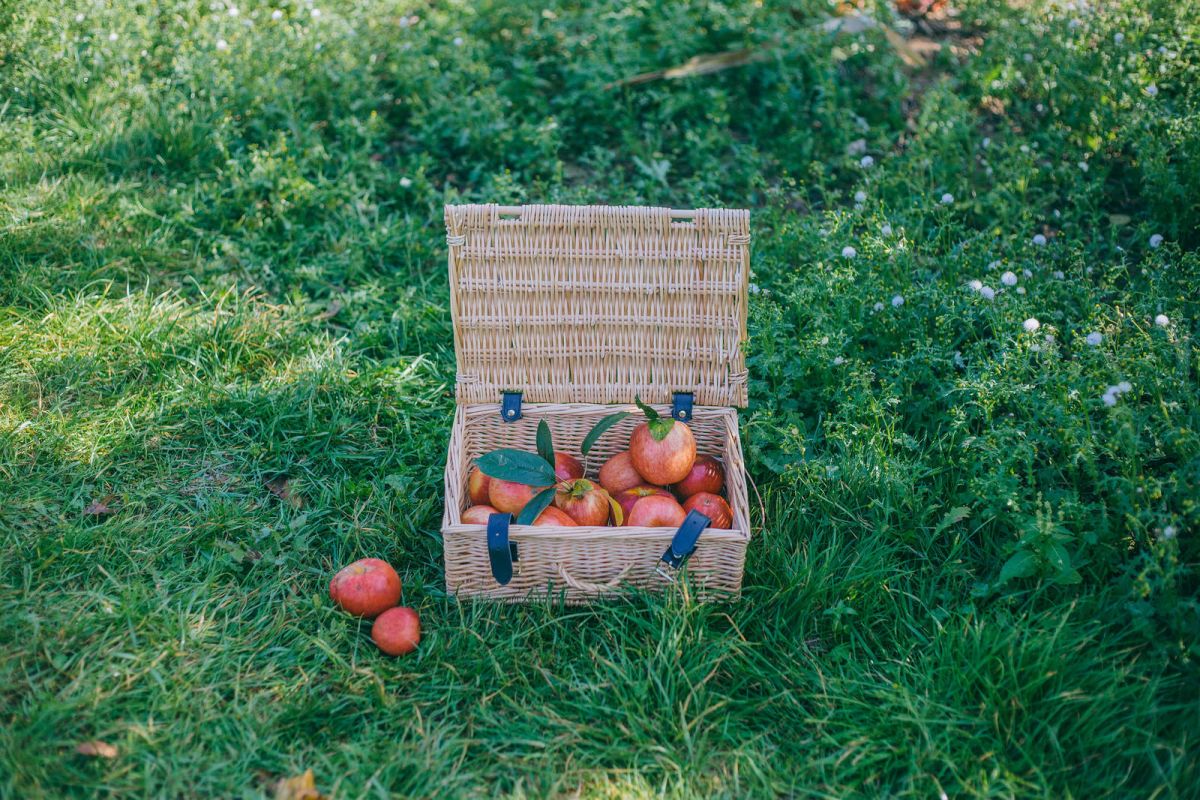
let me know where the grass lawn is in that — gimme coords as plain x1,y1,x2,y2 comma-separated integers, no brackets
1,0,1198,797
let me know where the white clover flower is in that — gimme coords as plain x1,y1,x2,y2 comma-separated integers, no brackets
1155,313,1169,327
873,302,884,312
399,176,413,188
75,12,85,22
1102,391,1117,407
1032,233,1047,246
987,260,1000,270
820,336,829,346
216,38,228,50
832,356,845,366
842,246,857,259
1086,332,1103,346
982,137,991,148
1053,270,1065,279
1045,334,1055,345
1068,18,1081,29
892,294,905,308
749,283,760,295
1001,270,1018,286
1162,526,1177,540
1149,233,1163,248
1023,53,1033,63
1117,381,1132,393
228,5,239,15
860,155,874,168
968,279,983,292
1114,32,1124,44
272,9,284,20
454,36,465,46
954,351,966,368
1145,83,1158,97
108,31,118,41
980,286,996,300
310,8,321,18
1023,318,1040,332
854,190,867,203
1078,161,1089,172
1016,286,1026,294
880,223,892,237
1020,144,1031,153
1023,268,1033,278
940,193,954,204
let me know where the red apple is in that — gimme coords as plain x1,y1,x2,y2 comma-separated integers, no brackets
673,454,725,500
682,492,733,529
467,467,491,505
615,485,673,522
626,494,686,527
554,452,584,481
329,558,402,618
554,478,615,526
530,506,577,526
599,450,644,494
630,420,696,486
461,504,499,525
489,478,545,515
371,606,420,656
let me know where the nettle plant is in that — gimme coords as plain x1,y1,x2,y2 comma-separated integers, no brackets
474,398,684,526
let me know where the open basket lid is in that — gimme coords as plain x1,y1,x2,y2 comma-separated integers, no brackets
445,204,749,407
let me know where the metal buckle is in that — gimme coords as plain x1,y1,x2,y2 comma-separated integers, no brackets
501,391,522,422
671,392,694,422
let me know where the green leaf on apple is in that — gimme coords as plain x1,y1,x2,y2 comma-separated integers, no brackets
476,449,557,486
581,411,630,455
635,394,675,441
516,487,556,525
536,419,555,468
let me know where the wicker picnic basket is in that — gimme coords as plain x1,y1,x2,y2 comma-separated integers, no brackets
440,203,751,602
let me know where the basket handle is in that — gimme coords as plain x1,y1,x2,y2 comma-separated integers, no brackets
556,563,632,593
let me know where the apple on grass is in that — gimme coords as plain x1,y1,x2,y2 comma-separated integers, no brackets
372,606,420,656
329,558,402,618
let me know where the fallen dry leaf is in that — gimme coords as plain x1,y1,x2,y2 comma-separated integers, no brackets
265,476,304,509
274,769,328,800
83,497,117,518
317,300,343,321
606,48,766,88
76,740,118,759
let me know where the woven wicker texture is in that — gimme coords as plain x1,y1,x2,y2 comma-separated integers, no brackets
442,403,750,603
445,204,750,407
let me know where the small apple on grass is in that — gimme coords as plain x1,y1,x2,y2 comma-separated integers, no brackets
329,558,402,618
372,606,420,656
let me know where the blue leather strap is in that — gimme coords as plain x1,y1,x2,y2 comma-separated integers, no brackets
501,392,523,422
671,392,694,422
659,509,710,576
487,512,518,585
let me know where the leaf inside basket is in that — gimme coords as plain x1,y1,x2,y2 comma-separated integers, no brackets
581,412,630,455
536,419,555,468
516,487,556,525
476,449,557,486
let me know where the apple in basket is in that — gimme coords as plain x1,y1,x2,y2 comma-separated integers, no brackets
488,478,544,515
598,451,643,495
682,492,733,529
615,485,673,522
467,467,491,505
673,454,725,500
554,478,621,526
531,507,577,526
627,494,687,527
461,504,499,524
629,398,696,486
554,452,584,481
